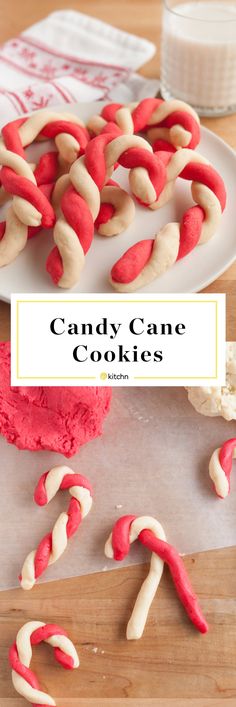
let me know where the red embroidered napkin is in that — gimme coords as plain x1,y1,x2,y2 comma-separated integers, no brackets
0,10,159,126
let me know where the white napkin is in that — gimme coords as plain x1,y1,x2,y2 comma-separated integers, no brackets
0,10,159,125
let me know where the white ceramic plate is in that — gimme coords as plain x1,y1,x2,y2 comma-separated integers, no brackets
0,101,236,301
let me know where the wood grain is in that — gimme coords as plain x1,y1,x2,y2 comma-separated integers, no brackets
2,550,236,703
0,302,10,341
4,703,236,707
0,0,236,702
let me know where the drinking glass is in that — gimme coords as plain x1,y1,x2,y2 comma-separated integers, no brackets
160,0,236,115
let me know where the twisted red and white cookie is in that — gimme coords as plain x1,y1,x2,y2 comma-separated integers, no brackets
0,110,89,266
0,103,226,292
9,620,79,705
20,466,93,590
209,439,236,498
0,112,135,278
110,149,226,291
46,128,166,288
105,514,208,639
87,97,201,151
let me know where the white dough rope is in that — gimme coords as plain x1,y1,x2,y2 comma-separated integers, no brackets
105,514,208,639
0,109,89,266
9,620,79,705
105,515,166,639
110,148,226,292
20,466,93,590
209,439,236,498
46,131,166,288
87,98,200,150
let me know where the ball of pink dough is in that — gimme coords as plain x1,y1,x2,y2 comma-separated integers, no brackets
0,342,111,457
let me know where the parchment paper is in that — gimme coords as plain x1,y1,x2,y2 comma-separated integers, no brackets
1,387,236,591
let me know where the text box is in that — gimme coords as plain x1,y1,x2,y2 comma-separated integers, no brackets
11,293,226,387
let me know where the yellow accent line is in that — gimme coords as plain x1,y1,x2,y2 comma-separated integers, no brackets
15,298,221,381
133,376,218,380
16,376,97,380
16,299,218,304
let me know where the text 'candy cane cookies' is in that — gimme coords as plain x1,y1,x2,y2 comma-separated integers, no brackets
9,620,79,705
110,148,226,292
105,515,208,639
0,110,90,266
87,97,201,151
209,439,236,498
20,466,93,590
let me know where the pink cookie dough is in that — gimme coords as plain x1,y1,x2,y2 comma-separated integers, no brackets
0,342,111,457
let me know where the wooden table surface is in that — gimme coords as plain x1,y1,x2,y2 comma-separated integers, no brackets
1,1,236,704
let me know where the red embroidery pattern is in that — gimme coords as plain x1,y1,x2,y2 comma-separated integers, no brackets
0,83,67,115
0,36,128,88
0,36,131,116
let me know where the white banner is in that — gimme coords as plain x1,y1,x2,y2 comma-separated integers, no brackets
11,293,226,387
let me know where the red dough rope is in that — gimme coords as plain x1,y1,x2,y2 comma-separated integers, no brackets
49,163,136,286
87,97,201,151
0,150,58,257
20,466,93,590
0,110,89,266
209,438,236,498
110,148,226,291
46,125,166,288
9,620,79,705
105,515,208,639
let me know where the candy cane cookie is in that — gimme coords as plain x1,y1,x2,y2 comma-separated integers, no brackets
110,149,226,291
105,515,208,639
209,438,236,498
0,150,58,265
0,110,89,266
46,129,166,288
87,97,200,151
86,125,135,238
48,166,135,287
20,466,93,590
9,620,79,705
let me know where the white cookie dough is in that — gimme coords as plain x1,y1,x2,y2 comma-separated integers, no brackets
186,342,236,421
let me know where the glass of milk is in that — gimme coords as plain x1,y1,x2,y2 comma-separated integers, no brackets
160,0,236,115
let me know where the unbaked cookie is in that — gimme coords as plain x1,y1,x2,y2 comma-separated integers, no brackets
186,342,236,421
0,341,111,456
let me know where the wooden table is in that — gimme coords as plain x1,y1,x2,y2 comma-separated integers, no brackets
0,1,236,704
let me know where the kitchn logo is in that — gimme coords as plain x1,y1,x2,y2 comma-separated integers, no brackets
11,294,225,388
100,371,129,381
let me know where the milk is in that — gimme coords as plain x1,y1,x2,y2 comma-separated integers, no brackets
161,2,236,114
